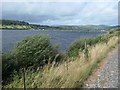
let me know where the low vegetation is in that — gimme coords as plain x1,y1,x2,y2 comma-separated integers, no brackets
2,35,62,84
67,32,116,58
2,29,119,88
0,20,55,30
12,35,62,68
1,19,118,31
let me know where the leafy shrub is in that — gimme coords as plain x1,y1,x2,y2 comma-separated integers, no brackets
67,35,111,57
67,38,92,57
2,35,63,85
108,29,120,38
2,53,17,82
12,35,62,69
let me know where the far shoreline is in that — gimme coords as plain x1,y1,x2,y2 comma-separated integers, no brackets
0,20,117,32
0,28,108,33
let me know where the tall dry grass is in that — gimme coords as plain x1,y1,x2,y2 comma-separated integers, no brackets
40,36,118,88
5,36,118,88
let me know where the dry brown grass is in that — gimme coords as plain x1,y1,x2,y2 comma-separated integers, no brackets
5,36,118,88
40,36,118,88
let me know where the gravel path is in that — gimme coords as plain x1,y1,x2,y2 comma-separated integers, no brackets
85,48,119,88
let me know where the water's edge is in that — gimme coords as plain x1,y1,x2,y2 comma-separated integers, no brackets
2,30,106,53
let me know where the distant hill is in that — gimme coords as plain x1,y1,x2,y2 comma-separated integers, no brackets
0,19,53,30
0,19,119,31
0,19,29,25
52,25,114,31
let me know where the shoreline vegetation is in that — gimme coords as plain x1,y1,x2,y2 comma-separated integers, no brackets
0,19,119,32
2,28,119,88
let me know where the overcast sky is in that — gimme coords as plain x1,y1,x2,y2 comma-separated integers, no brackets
1,0,119,25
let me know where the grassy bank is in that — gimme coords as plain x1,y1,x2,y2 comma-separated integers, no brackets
1,19,118,31
3,29,119,88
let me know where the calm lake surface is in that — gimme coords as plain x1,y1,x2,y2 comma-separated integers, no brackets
2,30,106,53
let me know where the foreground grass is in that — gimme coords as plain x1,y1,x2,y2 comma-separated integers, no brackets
4,35,118,88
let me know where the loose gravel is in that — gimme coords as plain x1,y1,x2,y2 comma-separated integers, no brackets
85,48,119,88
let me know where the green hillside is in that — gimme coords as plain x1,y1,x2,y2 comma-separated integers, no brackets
0,19,119,31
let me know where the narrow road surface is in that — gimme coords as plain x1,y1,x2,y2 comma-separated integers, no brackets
85,48,119,88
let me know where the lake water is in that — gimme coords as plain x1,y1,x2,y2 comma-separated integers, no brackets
2,30,106,53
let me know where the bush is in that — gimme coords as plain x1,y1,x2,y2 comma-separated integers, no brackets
12,35,61,69
67,38,92,57
2,35,63,85
108,29,120,37
2,53,17,82
67,35,110,57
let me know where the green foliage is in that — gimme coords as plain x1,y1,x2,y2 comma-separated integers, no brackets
2,35,63,85
67,34,112,58
0,19,115,31
2,29,118,87
0,20,29,25
109,28,120,36
0,20,51,30
68,38,93,57
2,53,17,81
12,35,61,69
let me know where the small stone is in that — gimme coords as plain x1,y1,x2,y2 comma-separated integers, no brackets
86,84,88,86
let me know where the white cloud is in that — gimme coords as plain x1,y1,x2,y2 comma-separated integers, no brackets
1,1,118,25
2,0,120,2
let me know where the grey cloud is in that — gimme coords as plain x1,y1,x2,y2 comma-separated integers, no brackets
2,12,59,23
1,2,118,25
